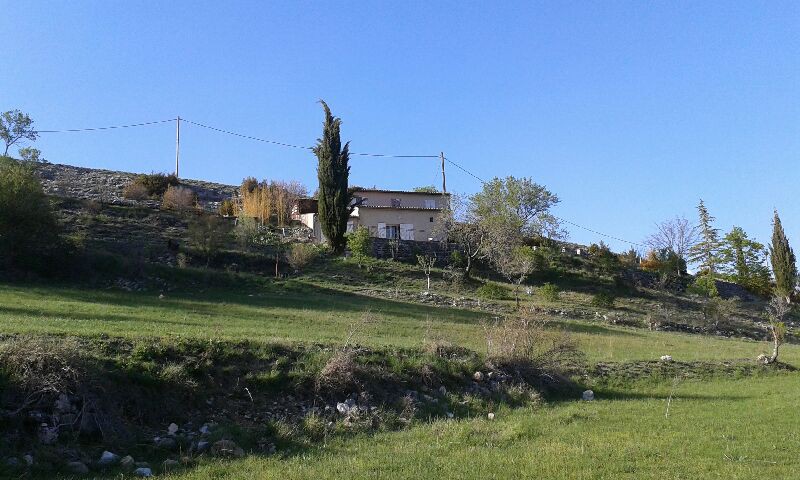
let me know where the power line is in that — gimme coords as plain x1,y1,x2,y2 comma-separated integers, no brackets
36,118,177,133
182,118,440,158
444,156,644,248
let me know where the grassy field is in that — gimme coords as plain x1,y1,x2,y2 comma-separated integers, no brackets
165,374,800,479
1,280,796,366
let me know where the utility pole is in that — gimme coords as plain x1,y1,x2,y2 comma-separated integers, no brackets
175,116,181,178
440,151,447,194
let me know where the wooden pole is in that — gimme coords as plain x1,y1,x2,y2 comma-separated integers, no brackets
440,152,446,194
175,116,181,178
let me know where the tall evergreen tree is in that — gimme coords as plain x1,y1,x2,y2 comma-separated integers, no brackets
770,210,797,302
313,101,352,254
688,199,721,275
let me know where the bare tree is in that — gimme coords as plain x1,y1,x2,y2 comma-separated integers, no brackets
417,254,436,291
645,216,699,275
493,245,536,310
434,194,487,279
760,296,790,364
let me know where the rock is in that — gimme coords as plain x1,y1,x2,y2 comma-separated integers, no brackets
23,454,33,467
211,439,245,458
757,354,768,364
133,467,153,477
199,424,210,435
438,386,447,396
336,402,350,414
487,412,495,420
582,390,595,401
196,440,210,453
154,436,177,450
98,450,120,467
167,422,179,435
446,412,454,419
120,455,135,470
38,424,58,445
5,457,19,468
660,355,673,362
163,459,180,470
66,461,89,475
473,371,484,382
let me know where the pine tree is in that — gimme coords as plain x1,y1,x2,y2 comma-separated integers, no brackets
770,210,797,302
688,199,721,275
313,101,352,254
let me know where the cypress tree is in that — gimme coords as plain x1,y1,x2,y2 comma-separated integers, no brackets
688,199,721,275
770,210,796,302
313,101,352,254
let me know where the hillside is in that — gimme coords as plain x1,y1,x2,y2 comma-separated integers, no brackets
1,161,797,479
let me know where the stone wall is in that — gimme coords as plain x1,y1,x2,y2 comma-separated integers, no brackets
369,237,457,264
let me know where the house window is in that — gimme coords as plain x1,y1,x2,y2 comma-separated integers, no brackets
346,222,354,233
385,225,400,239
424,199,436,209
429,217,434,222
391,198,401,207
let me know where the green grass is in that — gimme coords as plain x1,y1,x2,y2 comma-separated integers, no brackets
1,281,796,367
166,374,800,479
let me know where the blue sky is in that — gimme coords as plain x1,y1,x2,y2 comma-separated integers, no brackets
1,1,798,251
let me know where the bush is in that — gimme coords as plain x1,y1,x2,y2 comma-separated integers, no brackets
688,274,718,298
538,282,559,302
122,182,149,200
483,314,584,372
287,243,318,272
133,172,179,196
347,226,372,263
188,215,229,266
219,199,236,216
476,283,509,300
161,185,197,211
0,159,64,274
590,291,616,308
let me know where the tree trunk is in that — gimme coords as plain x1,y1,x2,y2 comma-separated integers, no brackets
768,325,780,364
464,256,473,280
426,275,431,291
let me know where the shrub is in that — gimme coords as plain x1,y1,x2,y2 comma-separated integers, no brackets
161,185,197,211
188,215,229,266
0,159,63,273
590,291,615,308
477,283,508,300
538,282,559,302
133,172,179,196
219,199,236,216
688,274,718,297
701,296,738,331
287,243,318,272
347,226,372,263
122,182,149,200
483,314,583,372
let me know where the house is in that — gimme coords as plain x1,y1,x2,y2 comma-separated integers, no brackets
293,189,449,243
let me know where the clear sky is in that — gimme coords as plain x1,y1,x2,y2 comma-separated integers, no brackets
2,1,798,251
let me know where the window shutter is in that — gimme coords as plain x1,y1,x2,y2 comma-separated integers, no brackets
377,223,387,238
400,224,414,241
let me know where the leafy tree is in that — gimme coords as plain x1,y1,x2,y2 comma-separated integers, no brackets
688,200,722,275
0,158,62,273
313,101,353,254
719,226,771,296
18,147,45,163
769,210,797,303
645,216,698,275
641,248,686,289
471,176,563,240
412,185,439,193
1,110,38,156
588,241,620,275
